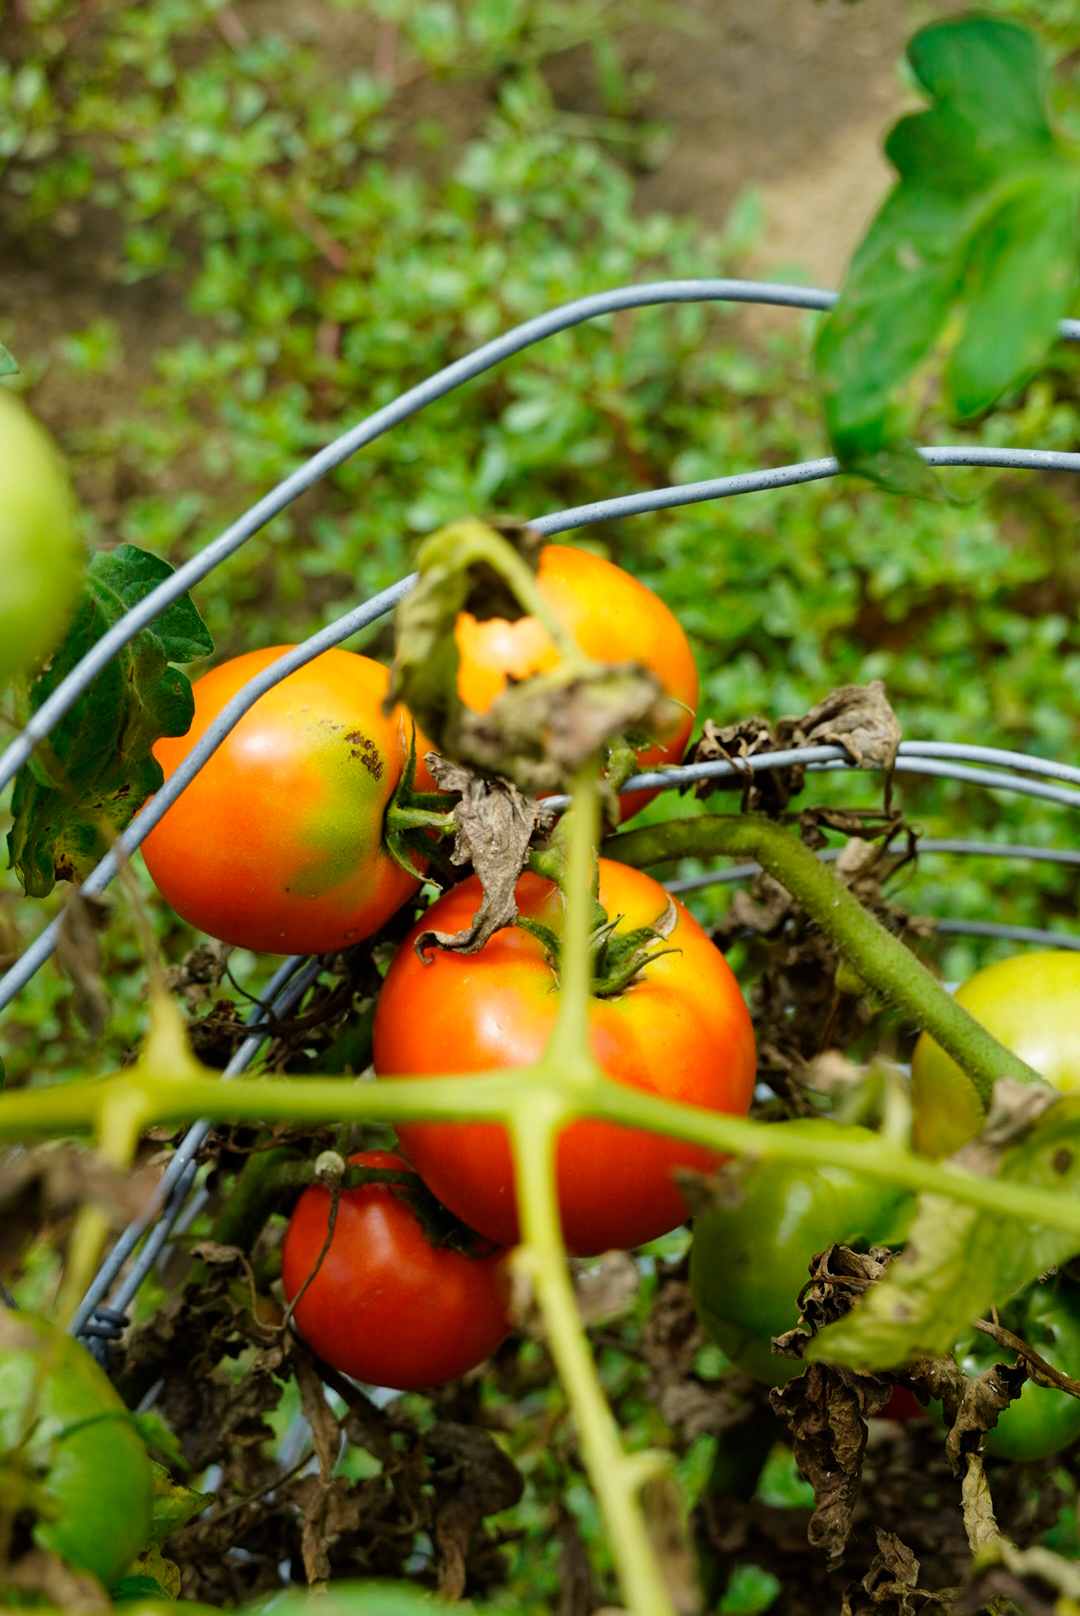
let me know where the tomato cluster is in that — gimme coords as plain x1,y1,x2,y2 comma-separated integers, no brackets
141,535,1080,1453
139,545,761,1390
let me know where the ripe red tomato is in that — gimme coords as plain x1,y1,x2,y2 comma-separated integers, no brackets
143,647,424,954
281,1150,510,1390
373,859,756,1255
454,545,698,818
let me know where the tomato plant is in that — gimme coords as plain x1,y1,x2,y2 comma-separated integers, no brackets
453,544,698,817
281,1150,511,1390
912,950,1080,1157
689,1120,910,1384
142,648,425,954
0,391,82,687
373,858,756,1254
0,1312,153,1585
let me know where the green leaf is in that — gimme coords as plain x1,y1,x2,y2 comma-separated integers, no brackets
147,1460,210,1544
815,16,1080,491
6,544,213,897
807,1097,1080,1371
110,1573,171,1603
0,343,18,377
946,176,1080,417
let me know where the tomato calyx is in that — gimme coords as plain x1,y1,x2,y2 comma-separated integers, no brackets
382,725,459,883
517,888,681,1000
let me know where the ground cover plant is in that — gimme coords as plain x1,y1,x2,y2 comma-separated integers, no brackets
1,6,1080,1614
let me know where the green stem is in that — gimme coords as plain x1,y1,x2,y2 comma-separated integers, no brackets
3,1071,1080,1239
607,814,1041,1109
547,766,601,1070
511,1097,674,1616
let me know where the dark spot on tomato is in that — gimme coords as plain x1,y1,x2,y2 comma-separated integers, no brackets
344,730,384,780
1052,1147,1073,1175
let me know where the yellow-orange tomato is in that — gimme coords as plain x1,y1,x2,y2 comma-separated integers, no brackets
454,545,698,818
374,859,756,1255
143,647,422,954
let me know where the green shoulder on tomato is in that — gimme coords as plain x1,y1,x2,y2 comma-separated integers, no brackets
690,1119,910,1385
0,1311,154,1585
912,951,1080,1157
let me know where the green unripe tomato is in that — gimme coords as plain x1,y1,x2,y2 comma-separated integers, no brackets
952,1279,1080,1463
0,1311,154,1584
690,1119,910,1385
912,951,1080,1157
0,390,83,685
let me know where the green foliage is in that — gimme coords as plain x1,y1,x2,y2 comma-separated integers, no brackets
815,16,1080,490
7,545,212,897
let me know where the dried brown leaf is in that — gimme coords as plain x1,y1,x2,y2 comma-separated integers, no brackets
415,754,556,956
641,1469,701,1615
54,890,110,1037
427,1420,523,1599
771,1361,891,1565
780,679,902,773
840,1527,952,1614
456,662,672,796
573,1250,640,1326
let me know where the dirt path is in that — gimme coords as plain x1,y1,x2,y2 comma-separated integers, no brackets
561,0,941,286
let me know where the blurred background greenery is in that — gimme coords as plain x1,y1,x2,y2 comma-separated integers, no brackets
1,0,1077,1087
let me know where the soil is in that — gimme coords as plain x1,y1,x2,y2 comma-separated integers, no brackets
1,0,946,431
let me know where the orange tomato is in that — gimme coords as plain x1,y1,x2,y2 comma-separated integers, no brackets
373,859,756,1254
143,647,422,954
454,545,698,817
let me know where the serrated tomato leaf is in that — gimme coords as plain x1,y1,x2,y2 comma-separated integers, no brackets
7,544,212,897
806,1097,1080,1372
815,16,1080,492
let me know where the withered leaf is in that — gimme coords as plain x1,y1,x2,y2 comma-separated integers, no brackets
0,1143,159,1278
774,1244,893,1362
455,661,672,796
779,679,902,773
427,1420,523,1599
54,889,110,1037
686,716,800,813
414,754,556,957
904,1352,1026,1470
641,1469,701,1616
770,1361,891,1565
4,1550,110,1612
573,1250,640,1326
840,1527,952,1614
688,681,901,814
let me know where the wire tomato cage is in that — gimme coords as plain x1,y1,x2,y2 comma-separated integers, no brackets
1,279,1078,1361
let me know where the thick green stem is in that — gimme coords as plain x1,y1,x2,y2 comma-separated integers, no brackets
3,1070,1080,1238
511,1098,674,1616
210,1146,307,1252
607,814,1041,1108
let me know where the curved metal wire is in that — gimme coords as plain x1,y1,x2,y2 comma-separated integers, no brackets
1,275,1078,797
0,275,1064,1346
